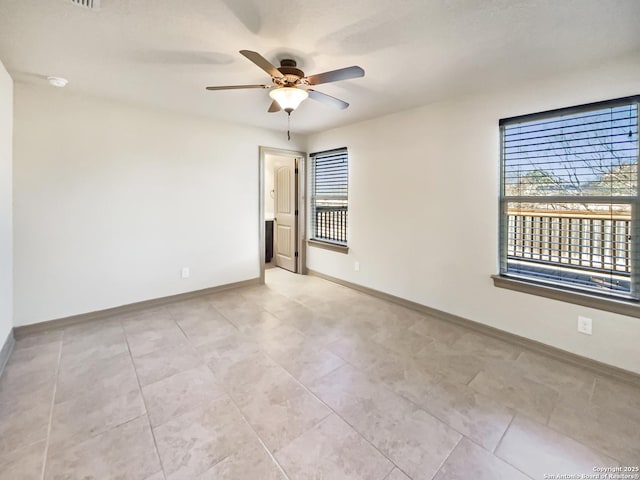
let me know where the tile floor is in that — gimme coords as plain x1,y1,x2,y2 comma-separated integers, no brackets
0,268,639,479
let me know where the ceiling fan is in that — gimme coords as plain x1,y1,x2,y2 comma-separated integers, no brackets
206,50,364,114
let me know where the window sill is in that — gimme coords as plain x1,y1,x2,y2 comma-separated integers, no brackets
307,239,349,254
492,274,640,319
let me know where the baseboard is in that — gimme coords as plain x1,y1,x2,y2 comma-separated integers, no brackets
14,277,260,338
0,329,15,378
307,269,640,387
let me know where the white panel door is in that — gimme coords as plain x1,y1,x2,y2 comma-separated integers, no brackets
274,161,296,272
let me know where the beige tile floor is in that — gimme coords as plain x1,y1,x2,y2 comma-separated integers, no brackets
1,268,639,479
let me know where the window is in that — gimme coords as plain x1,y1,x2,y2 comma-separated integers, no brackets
310,148,348,246
499,96,639,300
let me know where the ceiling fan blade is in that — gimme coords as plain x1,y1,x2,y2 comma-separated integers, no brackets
306,66,364,85
205,84,270,91
268,100,282,113
239,50,284,78
308,89,349,110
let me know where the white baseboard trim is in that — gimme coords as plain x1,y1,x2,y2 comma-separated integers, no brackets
307,269,640,386
14,277,260,338
0,329,15,379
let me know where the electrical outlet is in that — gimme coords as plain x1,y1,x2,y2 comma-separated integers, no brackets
578,316,592,335
181,267,190,279
354,261,360,272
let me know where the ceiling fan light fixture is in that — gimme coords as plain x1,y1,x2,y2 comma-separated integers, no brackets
269,87,308,113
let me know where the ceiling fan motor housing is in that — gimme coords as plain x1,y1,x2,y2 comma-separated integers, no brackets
277,59,305,85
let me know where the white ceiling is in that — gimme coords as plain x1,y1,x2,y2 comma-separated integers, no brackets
1,0,639,134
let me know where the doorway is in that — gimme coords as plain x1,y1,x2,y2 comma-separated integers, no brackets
259,147,306,284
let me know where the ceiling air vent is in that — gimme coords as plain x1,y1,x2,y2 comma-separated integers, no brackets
69,0,101,9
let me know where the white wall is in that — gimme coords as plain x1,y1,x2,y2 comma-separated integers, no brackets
13,83,304,326
306,56,640,373
0,60,13,347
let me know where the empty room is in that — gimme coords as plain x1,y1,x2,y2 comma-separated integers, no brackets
1,0,639,479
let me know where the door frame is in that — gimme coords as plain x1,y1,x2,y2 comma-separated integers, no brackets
259,146,307,284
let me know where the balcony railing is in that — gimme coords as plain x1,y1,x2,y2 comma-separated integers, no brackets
507,212,631,275
315,205,347,244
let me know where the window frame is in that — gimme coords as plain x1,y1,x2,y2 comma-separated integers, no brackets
308,147,349,253
496,95,640,309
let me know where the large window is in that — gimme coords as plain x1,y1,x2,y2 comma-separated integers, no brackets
499,96,639,300
310,148,348,246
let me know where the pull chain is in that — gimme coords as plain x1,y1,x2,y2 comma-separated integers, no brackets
287,112,291,141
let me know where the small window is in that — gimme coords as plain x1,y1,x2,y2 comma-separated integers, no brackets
310,148,348,246
499,96,639,300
